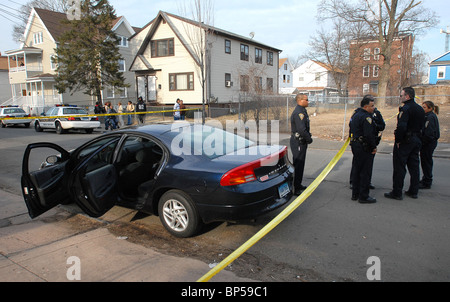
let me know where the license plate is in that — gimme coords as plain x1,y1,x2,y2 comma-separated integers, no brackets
81,117,89,121
278,182,290,198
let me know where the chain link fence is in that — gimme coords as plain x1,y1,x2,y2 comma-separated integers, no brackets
207,94,449,143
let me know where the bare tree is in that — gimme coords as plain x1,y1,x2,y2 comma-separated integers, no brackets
178,0,215,124
307,18,371,96
12,0,69,43
318,0,438,99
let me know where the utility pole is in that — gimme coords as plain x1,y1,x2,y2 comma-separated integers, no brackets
440,26,450,52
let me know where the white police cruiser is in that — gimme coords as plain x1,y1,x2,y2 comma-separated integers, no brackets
0,106,32,128
35,105,100,134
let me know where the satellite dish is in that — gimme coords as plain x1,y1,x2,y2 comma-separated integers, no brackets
249,32,255,39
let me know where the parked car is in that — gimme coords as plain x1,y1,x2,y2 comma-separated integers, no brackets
0,106,32,128
21,123,293,237
34,105,100,134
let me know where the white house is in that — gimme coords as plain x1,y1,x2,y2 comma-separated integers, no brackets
4,8,139,113
129,11,282,105
278,58,295,95
292,60,343,99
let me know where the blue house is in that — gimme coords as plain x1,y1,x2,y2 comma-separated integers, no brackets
429,51,450,84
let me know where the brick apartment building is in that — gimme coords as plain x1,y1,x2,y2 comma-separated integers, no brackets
348,34,414,99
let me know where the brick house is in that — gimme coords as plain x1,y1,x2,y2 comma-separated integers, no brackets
347,34,414,98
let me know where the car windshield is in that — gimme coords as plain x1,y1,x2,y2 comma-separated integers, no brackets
168,125,255,159
4,108,25,114
63,108,88,115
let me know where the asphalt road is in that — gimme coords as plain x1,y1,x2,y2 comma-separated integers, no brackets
0,124,449,282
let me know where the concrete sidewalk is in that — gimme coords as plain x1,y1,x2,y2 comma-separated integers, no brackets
0,189,255,282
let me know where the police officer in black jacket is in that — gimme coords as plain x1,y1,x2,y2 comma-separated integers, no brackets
290,93,312,195
419,101,440,189
349,95,378,204
385,87,425,200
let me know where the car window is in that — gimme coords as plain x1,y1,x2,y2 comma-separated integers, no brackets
76,137,120,173
4,108,25,114
77,137,120,160
45,108,58,116
170,125,255,159
63,108,87,115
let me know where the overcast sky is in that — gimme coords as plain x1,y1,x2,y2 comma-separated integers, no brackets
0,0,448,62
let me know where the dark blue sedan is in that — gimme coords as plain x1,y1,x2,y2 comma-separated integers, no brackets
21,123,293,237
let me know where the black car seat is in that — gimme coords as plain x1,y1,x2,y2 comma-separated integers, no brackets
121,149,156,197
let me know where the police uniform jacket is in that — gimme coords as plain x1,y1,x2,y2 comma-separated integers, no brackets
422,111,440,144
291,105,312,144
349,108,377,152
394,99,425,144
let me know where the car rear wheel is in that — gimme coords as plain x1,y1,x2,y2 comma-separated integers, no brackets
55,122,65,134
1,121,6,128
158,190,202,238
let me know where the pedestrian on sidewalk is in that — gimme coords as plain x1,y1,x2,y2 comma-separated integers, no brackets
419,101,440,189
126,101,135,125
290,93,313,195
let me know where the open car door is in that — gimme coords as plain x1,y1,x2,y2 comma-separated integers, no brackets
22,136,121,219
21,143,71,218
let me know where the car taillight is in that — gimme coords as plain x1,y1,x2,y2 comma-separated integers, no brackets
92,117,98,121
220,146,287,187
68,117,75,121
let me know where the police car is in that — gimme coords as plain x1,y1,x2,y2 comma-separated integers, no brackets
0,106,32,128
34,105,100,134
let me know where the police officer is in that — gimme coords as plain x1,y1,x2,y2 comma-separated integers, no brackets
419,101,440,189
290,93,312,195
349,95,378,204
385,87,425,200
349,101,385,190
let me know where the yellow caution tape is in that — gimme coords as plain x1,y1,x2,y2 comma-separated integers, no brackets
197,137,351,282
0,107,199,121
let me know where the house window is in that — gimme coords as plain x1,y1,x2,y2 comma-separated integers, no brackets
240,75,249,91
33,32,43,45
363,65,370,77
254,76,262,92
225,73,232,87
117,36,128,47
287,75,290,83
106,87,114,98
315,72,321,81
50,55,57,70
284,64,288,71
255,48,262,64
437,66,446,79
363,84,369,93
118,59,126,72
374,48,380,61
240,44,249,61
151,38,175,57
267,78,273,92
373,65,379,77
169,72,194,91
267,51,273,66
119,87,127,98
225,39,231,54
364,48,371,60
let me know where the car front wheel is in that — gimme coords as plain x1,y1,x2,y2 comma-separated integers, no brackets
35,121,43,132
158,190,202,238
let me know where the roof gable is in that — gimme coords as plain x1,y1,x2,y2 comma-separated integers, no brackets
430,51,450,65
